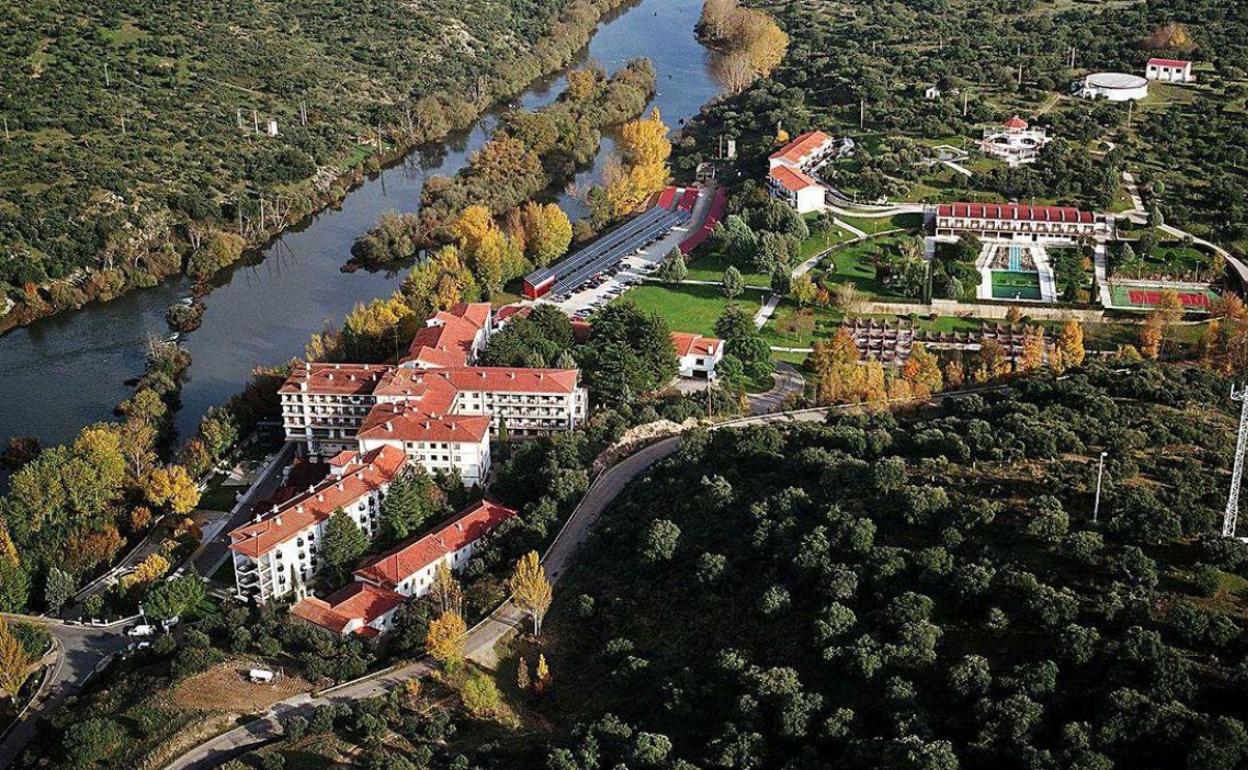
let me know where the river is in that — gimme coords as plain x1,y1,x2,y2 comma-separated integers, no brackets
0,0,724,460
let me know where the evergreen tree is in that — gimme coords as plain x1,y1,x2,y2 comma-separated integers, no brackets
722,266,744,299
321,509,369,583
380,468,441,543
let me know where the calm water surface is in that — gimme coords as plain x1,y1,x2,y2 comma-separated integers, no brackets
0,0,724,459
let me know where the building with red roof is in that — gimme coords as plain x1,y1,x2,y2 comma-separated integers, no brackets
980,116,1050,167
356,403,491,486
671,331,724,379
1146,58,1194,84
402,303,492,369
229,445,407,603
289,582,406,638
769,130,836,172
767,166,825,214
355,499,518,596
934,202,1107,243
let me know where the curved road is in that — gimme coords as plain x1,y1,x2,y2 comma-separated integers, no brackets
166,385,1012,769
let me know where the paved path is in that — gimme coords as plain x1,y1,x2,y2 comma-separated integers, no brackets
833,218,868,239
942,160,973,178
1093,243,1114,307
0,616,131,768
747,363,805,415
190,443,295,581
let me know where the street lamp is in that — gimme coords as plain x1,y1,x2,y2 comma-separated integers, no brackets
1093,451,1108,524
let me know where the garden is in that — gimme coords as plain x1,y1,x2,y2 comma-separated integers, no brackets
991,269,1042,300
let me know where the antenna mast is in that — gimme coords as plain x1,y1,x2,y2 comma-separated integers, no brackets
1224,384,1248,538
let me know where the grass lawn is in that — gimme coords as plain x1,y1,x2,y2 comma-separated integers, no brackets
761,302,842,349
991,270,1041,300
198,481,241,512
683,251,770,286
817,235,914,300
620,283,766,337
836,212,924,235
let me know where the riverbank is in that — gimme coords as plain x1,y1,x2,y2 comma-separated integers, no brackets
0,0,726,457
0,0,639,338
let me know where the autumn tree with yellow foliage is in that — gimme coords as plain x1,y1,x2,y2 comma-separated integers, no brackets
425,610,467,668
902,343,942,399
120,552,171,591
811,330,888,406
1017,326,1047,373
519,202,573,267
0,618,31,700
1050,320,1085,373
605,108,671,219
508,551,552,636
452,205,525,297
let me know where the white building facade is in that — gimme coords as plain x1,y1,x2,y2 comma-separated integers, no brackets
1146,58,1194,83
672,332,725,379
934,202,1107,244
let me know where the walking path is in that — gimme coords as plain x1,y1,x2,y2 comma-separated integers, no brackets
747,362,805,415
942,160,973,178
1093,243,1114,307
833,218,868,239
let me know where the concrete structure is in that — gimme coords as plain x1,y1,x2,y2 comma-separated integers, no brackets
934,202,1107,244
289,499,518,637
1078,72,1149,102
1146,58,1194,83
671,332,724,379
980,116,1050,167
767,165,825,214
229,446,407,603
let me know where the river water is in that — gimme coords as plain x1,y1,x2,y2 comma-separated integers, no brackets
0,0,724,457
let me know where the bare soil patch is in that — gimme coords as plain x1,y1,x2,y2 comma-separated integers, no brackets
171,661,312,713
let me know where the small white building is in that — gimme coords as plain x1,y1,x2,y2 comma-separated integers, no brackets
1146,58,1195,84
767,166,825,214
980,115,1050,167
1078,72,1149,102
265,119,279,137
924,85,942,101
671,332,724,379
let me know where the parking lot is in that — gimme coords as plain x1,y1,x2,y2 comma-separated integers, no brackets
545,187,716,320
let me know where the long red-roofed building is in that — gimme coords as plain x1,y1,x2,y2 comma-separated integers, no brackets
934,202,1108,243
288,499,518,637
229,445,407,603
769,130,836,171
403,302,492,369
354,499,518,596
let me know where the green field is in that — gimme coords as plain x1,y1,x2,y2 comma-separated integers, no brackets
1109,283,1219,311
619,284,766,337
991,270,1041,300
836,212,924,235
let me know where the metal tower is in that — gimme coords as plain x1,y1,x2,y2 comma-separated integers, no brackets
1223,385,1248,538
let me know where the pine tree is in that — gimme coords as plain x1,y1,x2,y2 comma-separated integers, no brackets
722,266,744,299
0,618,31,700
509,551,552,636
381,468,441,542
321,508,369,582
516,656,531,692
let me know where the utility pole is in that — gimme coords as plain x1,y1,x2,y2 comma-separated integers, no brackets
860,99,865,130
104,62,110,87
1223,385,1248,538
236,108,243,130
3,117,9,142
120,115,126,136
963,91,969,117
1093,451,1107,523
252,109,259,134
300,99,308,127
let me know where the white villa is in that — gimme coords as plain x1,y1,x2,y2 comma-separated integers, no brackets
1146,58,1195,84
934,202,1108,244
671,331,724,379
980,116,1050,167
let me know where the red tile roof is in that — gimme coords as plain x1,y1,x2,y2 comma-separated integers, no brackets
402,303,491,368
228,446,406,558
494,304,533,324
671,331,721,358
375,366,580,401
290,582,406,635
1003,115,1029,129
354,500,519,590
769,165,821,193
1148,57,1191,69
769,130,834,165
358,403,491,445
279,363,390,395
936,202,1095,224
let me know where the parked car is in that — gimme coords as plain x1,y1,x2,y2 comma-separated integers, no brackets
127,624,155,637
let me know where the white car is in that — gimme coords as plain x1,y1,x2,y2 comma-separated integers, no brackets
127,624,155,637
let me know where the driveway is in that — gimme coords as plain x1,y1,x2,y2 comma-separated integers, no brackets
748,362,805,415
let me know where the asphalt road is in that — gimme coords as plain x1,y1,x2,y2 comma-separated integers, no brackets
748,362,806,415
159,404,851,770
0,616,132,769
